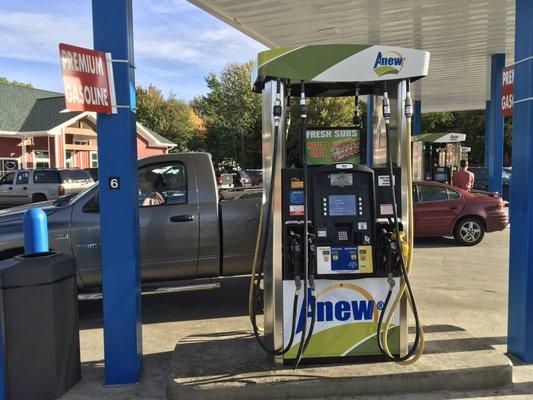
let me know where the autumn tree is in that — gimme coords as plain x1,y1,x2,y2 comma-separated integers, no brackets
136,84,200,151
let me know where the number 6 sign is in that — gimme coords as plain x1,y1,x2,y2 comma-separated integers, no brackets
108,177,120,190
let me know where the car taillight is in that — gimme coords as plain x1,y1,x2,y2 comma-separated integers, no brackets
58,185,65,196
217,177,223,184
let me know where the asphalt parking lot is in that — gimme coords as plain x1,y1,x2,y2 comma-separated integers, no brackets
63,228,533,400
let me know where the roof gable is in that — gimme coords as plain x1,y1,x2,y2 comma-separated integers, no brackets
0,83,81,132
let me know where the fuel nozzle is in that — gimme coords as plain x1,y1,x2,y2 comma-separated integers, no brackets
383,91,391,124
308,234,317,288
299,81,307,119
289,231,302,290
273,80,282,126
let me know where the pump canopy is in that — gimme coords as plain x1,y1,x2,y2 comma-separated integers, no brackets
252,44,430,96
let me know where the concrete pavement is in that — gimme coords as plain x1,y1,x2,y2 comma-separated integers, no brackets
63,228,533,399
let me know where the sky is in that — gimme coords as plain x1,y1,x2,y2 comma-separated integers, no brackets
0,0,266,101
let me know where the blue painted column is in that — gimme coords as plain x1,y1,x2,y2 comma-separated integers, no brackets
508,0,533,363
366,95,374,167
486,54,505,194
484,100,490,167
413,100,422,136
92,0,142,384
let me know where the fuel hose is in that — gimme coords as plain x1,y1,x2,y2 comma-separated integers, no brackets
376,81,425,364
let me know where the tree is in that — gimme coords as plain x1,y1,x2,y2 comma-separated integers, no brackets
0,77,32,87
136,84,200,151
421,110,512,167
193,62,367,168
192,62,262,168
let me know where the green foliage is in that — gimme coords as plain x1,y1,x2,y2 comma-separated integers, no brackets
136,85,198,151
192,62,262,168
421,110,512,166
0,77,32,87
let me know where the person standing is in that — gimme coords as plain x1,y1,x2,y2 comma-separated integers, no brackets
452,159,475,191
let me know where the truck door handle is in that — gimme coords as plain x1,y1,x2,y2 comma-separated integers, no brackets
22,187,27,190
449,205,458,209
170,215,195,222
8,187,12,190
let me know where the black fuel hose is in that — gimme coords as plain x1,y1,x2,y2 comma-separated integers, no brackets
249,79,300,356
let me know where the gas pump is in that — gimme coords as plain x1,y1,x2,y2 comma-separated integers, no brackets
249,44,430,367
412,132,467,183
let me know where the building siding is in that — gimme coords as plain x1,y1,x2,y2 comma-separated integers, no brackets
0,125,170,169
0,138,22,158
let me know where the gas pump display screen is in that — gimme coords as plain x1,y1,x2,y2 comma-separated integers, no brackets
328,195,357,216
330,172,353,187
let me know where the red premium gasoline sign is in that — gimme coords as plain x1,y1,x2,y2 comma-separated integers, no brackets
501,64,514,117
59,43,116,114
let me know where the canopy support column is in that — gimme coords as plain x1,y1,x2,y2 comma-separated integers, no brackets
366,95,374,167
413,100,422,136
508,0,533,363
487,54,505,194
92,0,143,384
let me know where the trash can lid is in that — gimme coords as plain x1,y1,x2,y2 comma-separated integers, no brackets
0,252,76,288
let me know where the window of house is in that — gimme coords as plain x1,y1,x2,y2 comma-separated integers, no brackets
34,150,50,169
138,162,187,207
90,151,98,168
65,151,74,168
74,139,90,146
0,158,18,175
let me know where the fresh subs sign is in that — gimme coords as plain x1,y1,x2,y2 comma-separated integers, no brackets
59,43,116,114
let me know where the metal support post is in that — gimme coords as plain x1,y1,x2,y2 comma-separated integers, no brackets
487,54,505,194
484,100,491,167
413,100,422,136
366,95,374,167
508,0,533,363
92,0,142,384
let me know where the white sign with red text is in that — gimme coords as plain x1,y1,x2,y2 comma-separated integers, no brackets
59,43,116,114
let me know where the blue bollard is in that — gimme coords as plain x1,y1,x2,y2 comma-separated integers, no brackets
23,208,49,254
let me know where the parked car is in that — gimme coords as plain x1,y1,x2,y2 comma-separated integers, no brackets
246,169,263,186
414,181,508,245
216,171,234,189
232,170,252,187
0,169,94,206
0,153,260,291
469,166,510,201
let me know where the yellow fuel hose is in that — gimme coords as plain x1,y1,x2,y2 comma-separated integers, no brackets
249,201,265,332
379,100,425,364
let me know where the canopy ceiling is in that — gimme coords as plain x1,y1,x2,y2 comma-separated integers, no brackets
188,0,515,112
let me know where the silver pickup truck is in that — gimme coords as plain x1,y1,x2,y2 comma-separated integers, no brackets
0,153,261,291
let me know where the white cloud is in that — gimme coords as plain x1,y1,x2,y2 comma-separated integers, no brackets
145,0,197,14
135,25,266,68
0,12,91,64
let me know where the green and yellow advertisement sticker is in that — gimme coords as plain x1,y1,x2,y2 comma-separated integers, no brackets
306,128,361,165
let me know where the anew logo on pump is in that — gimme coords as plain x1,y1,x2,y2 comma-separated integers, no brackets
373,51,404,76
296,283,378,334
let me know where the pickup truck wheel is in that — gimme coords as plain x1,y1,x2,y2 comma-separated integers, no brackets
453,217,485,246
32,193,47,203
